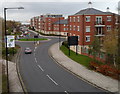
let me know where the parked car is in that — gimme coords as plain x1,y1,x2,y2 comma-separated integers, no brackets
24,47,32,54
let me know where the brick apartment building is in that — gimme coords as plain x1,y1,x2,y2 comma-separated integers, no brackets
30,6,118,60
30,14,66,35
68,7,118,58
53,19,68,36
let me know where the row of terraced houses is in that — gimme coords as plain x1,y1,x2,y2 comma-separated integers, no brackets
30,7,118,61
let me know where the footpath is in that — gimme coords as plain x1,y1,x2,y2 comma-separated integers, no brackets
49,42,119,93
1,60,23,92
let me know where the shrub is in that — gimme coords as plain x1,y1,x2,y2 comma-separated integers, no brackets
62,41,68,48
90,61,120,79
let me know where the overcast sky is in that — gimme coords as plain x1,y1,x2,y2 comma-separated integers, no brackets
0,0,120,23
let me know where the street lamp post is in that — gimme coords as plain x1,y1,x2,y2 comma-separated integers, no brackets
59,17,61,49
4,7,24,93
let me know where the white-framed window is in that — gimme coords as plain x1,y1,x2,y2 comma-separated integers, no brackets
73,17,76,22
73,34,75,36
107,25,111,31
70,25,72,30
64,24,66,26
86,16,90,22
48,27,51,30
73,25,76,31
77,26,80,31
48,19,51,21
64,28,66,31
78,35,80,41
86,36,90,42
96,16,102,24
70,17,72,22
77,16,80,22
86,26,90,32
107,16,112,21
39,18,41,21
48,23,51,26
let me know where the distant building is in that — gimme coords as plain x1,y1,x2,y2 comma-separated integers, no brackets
30,14,64,35
53,19,68,36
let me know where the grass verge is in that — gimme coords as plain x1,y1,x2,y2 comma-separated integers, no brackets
18,38,47,41
60,45,93,68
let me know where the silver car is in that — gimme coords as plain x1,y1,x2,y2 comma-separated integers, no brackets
24,47,32,54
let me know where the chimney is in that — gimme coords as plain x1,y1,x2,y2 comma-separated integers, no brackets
88,1,92,8
107,7,110,12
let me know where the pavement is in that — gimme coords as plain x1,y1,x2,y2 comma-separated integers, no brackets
1,60,23,92
49,42,119,93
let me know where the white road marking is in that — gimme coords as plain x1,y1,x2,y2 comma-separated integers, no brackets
46,75,58,85
34,47,37,52
64,91,69,94
35,47,37,49
35,58,37,63
38,65,44,71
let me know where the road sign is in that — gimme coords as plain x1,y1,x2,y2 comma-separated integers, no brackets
34,35,38,38
6,35,15,48
68,36,78,46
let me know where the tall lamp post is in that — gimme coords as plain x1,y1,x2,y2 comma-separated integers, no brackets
59,17,61,49
4,7,24,93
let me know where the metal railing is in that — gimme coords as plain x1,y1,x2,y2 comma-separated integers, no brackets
95,21,105,25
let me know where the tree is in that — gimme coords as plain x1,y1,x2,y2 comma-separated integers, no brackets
103,30,118,67
89,36,101,62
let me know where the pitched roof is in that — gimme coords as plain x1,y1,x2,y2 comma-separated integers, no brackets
75,8,113,15
54,19,68,24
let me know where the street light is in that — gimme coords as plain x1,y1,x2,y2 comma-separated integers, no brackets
4,7,24,93
59,17,61,49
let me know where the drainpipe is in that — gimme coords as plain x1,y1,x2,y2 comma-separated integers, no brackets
82,14,85,54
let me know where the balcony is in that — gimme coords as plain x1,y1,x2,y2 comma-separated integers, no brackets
95,21,105,27
94,31,105,37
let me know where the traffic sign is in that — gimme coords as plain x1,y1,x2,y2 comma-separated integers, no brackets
6,35,15,48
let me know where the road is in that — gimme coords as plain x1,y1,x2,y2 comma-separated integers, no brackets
16,32,106,93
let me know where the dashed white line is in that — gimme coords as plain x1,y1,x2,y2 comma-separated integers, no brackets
35,47,37,49
46,75,58,86
38,65,44,71
34,47,37,52
64,91,69,94
35,58,37,63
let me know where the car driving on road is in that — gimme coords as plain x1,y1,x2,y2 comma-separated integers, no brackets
24,47,32,54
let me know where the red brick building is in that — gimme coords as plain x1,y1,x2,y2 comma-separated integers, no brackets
68,8,118,56
30,8,118,59
30,14,65,35
53,19,68,36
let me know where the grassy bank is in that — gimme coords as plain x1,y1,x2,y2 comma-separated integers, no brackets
18,38,47,41
60,45,92,68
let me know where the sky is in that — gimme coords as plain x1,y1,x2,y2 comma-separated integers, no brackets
0,0,120,23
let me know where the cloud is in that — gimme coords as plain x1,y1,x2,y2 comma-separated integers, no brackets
0,2,119,22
